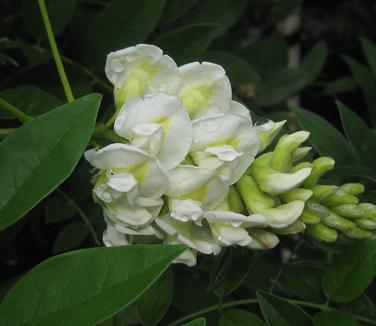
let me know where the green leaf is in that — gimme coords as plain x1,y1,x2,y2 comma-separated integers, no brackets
45,195,76,223
256,291,312,326
0,244,185,326
161,0,197,24
192,0,248,31
53,222,89,254
155,23,220,65
291,107,357,165
313,311,359,326
137,268,173,326
213,248,253,297
201,50,261,87
342,55,376,126
341,294,376,320
321,77,356,95
360,36,376,79
241,33,288,72
86,0,167,67
0,85,63,119
301,41,328,81
322,240,376,303
283,264,325,303
0,94,101,231
254,42,327,106
182,317,206,326
254,68,310,106
328,165,376,183
219,309,266,326
337,100,376,170
23,0,77,37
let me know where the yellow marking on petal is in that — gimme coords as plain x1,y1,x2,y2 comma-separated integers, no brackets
152,116,172,135
129,161,149,182
208,137,240,149
115,60,157,108
181,84,213,117
111,162,149,183
95,170,108,186
180,184,208,202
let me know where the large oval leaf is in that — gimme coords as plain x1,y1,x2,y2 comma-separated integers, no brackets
322,240,376,303
291,107,357,165
256,291,311,326
0,244,185,326
0,93,101,230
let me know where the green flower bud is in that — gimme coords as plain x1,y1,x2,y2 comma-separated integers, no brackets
274,220,306,235
228,186,247,215
257,200,305,229
305,201,330,218
333,204,364,219
303,157,335,188
321,211,356,232
358,203,376,221
270,131,310,171
251,165,312,195
237,175,275,213
290,162,313,173
339,183,365,196
308,223,338,243
356,218,376,230
255,120,286,153
300,211,321,224
292,146,312,162
311,185,338,202
344,227,373,239
251,152,273,168
247,228,280,249
323,191,359,207
280,188,313,202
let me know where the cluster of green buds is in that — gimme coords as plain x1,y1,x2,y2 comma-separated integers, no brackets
234,121,376,245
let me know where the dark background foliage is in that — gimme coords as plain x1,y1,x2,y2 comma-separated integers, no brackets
1,0,376,325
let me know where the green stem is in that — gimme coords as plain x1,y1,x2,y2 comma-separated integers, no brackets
167,298,376,326
0,98,32,123
56,189,101,245
38,0,74,103
0,128,15,139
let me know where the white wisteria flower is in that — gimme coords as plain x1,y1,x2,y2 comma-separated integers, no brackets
106,44,180,108
190,112,260,185
175,61,232,119
85,143,168,229
165,165,228,223
114,92,192,170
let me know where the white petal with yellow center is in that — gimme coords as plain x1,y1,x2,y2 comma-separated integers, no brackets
165,165,228,211
114,92,192,170
105,44,180,108
191,113,260,185
177,62,231,119
85,143,168,198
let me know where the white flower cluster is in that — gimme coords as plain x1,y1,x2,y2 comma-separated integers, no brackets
85,45,292,266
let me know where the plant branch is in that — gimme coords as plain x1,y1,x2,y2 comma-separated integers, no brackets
167,298,376,326
38,0,74,103
56,189,101,246
0,98,32,123
0,128,16,139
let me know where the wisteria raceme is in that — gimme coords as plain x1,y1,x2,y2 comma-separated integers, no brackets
85,44,376,266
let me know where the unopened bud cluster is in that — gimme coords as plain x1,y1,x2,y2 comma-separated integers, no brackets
85,44,375,266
